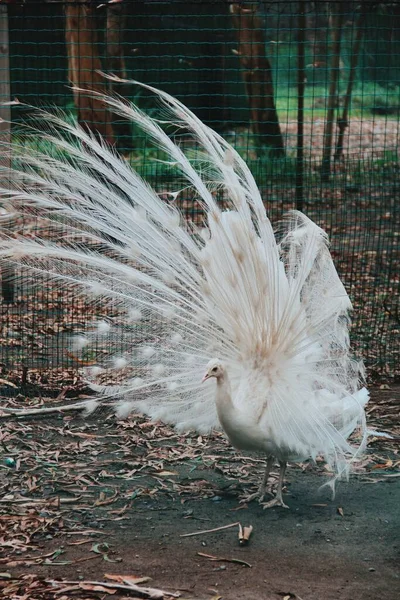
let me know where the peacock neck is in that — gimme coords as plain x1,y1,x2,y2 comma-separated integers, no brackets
214,371,247,451
215,373,234,417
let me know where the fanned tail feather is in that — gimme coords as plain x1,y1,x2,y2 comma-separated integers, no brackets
0,78,368,479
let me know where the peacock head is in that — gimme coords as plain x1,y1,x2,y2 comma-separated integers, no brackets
201,358,225,383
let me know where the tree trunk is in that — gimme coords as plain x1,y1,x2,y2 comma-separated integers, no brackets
106,1,133,154
308,3,330,69
321,3,345,182
230,3,285,157
65,0,115,145
0,4,15,304
334,7,367,162
296,0,306,212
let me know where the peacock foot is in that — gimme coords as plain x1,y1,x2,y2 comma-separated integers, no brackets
239,488,272,505
261,496,289,509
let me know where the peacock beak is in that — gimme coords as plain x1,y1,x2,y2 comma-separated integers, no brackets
201,372,209,383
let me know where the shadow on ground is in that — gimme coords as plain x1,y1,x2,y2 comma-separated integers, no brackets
0,386,398,599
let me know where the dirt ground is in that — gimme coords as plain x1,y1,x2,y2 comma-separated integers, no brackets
0,383,398,600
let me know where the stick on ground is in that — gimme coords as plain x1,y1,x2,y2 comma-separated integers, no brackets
180,522,239,538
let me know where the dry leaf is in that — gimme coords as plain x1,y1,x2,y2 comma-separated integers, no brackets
104,573,151,585
80,582,117,594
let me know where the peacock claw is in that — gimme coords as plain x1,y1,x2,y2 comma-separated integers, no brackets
262,497,289,510
240,493,262,505
240,488,273,505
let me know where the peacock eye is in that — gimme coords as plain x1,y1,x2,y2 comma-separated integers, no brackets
211,367,218,373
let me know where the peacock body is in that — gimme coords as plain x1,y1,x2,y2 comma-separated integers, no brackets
0,79,370,506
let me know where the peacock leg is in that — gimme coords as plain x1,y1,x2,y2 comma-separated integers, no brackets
240,455,274,504
262,460,289,509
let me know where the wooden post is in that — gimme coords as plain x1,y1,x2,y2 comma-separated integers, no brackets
0,4,14,304
334,7,367,162
230,3,285,157
65,0,115,145
296,0,306,212
0,5,10,160
321,2,345,182
106,1,133,154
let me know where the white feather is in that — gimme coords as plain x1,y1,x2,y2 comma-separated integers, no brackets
141,347,156,359
152,363,166,376
84,366,103,378
170,333,183,346
127,309,142,322
83,399,99,415
116,401,135,419
0,78,371,495
113,357,128,369
97,320,111,334
72,336,88,351
366,429,393,439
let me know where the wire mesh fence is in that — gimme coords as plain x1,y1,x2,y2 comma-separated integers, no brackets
0,0,399,381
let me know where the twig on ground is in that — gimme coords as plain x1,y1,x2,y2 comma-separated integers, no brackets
47,578,180,599
197,552,252,568
0,496,82,505
180,522,239,537
0,399,99,418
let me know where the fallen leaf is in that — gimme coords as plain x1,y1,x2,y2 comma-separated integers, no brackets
104,573,151,585
80,582,117,594
197,552,252,568
91,542,121,563
371,459,393,470
91,543,109,555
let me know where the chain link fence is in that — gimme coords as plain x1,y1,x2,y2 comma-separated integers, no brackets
0,0,399,382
